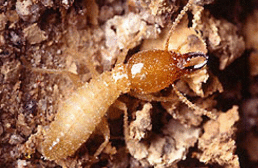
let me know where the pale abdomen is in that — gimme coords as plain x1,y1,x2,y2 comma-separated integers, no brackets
40,65,129,160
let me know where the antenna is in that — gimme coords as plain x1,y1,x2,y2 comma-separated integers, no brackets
165,0,195,51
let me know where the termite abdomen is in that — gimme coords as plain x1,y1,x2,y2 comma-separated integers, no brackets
41,65,130,160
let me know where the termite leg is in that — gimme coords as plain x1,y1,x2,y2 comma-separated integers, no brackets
116,46,130,65
20,56,83,87
65,26,100,78
85,56,100,78
172,84,218,120
111,100,130,143
122,102,130,144
93,117,110,158
129,91,178,102
94,100,130,157
32,67,84,87
116,27,146,64
75,51,99,78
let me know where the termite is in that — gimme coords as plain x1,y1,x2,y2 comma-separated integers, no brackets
40,0,216,161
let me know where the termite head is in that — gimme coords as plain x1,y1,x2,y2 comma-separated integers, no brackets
126,50,208,94
176,52,208,73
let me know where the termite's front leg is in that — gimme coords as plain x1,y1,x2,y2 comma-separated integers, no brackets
116,27,146,65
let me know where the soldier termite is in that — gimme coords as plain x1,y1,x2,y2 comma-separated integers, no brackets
39,0,217,161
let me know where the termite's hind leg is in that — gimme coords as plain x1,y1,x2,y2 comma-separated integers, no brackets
66,48,100,79
32,67,83,87
20,56,84,87
93,117,110,158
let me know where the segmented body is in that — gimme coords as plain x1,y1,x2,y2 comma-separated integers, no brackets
39,0,211,161
41,65,130,160
41,50,208,160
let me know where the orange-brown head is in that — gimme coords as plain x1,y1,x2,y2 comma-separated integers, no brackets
126,49,208,94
